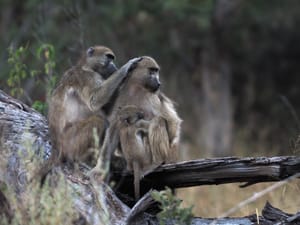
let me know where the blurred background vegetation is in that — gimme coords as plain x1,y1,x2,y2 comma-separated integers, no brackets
1,0,300,158
1,0,300,219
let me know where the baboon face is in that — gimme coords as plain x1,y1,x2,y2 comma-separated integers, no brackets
86,46,117,79
118,106,144,125
131,56,161,92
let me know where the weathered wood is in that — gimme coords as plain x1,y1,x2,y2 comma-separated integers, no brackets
112,156,300,199
249,202,300,225
0,89,299,225
0,89,132,224
0,90,51,194
130,202,300,225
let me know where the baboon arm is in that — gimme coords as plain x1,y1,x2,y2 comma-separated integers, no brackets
89,73,125,111
90,58,141,111
160,93,182,146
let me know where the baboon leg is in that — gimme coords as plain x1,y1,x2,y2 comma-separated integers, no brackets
90,120,120,179
60,115,108,163
149,117,177,163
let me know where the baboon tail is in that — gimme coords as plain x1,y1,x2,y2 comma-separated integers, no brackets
133,162,140,200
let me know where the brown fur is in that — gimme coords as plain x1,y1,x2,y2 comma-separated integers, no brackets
47,46,139,165
117,105,153,199
91,57,182,198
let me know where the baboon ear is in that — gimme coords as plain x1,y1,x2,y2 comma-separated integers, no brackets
87,47,95,57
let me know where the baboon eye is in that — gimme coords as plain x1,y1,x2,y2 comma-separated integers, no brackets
149,67,159,74
105,53,115,60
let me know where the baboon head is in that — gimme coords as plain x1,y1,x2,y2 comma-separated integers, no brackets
84,45,117,79
129,56,161,92
118,105,144,125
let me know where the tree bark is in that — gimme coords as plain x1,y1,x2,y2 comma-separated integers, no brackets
113,156,300,202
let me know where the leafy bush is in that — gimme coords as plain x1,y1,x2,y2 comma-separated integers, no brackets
7,45,29,98
7,43,57,114
152,187,194,225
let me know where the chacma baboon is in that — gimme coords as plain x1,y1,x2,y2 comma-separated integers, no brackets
117,105,155,199
91,56,182,195
48,45,140,165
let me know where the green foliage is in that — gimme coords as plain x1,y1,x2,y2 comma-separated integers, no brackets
37,43,56,76
32,100,47,114
152,187,194,225
7,43,57,114
7,45,29,98
34,43,58,114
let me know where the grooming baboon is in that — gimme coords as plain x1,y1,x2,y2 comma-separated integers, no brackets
48,45,140,165
91,56,182,192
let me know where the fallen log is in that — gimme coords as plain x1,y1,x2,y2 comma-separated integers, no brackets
0,89,299,225
113,156,300,202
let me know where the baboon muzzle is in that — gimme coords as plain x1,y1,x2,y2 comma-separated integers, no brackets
146,76,161,92
102,62,118,79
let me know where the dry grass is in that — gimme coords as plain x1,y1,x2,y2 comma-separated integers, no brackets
176,126,300,218
1,172,79,225
177,179,300,218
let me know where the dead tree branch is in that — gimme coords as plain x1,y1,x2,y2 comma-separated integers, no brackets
112,155,300,200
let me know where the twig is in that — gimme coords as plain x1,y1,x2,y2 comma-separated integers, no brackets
218,173,300,218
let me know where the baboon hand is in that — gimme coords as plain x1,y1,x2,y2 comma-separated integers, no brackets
119,57,142,75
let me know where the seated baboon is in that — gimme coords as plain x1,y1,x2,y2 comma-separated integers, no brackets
117,105,159,199
91,56,182,196
47,46,140,165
